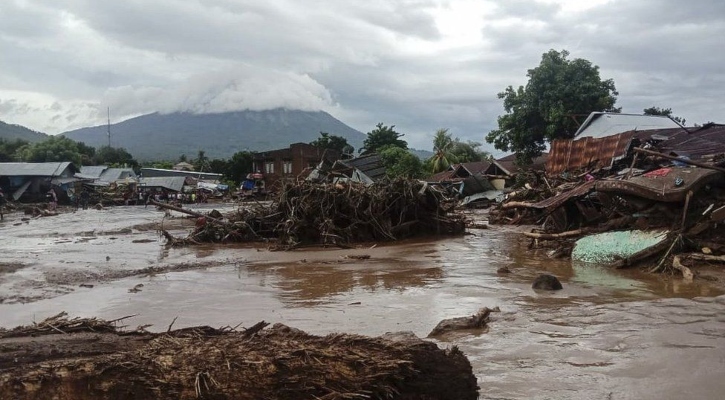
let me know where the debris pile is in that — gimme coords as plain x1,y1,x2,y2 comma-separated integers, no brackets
0,311,119,338
490,135,725,279
0,315,479,400
161,179,465,249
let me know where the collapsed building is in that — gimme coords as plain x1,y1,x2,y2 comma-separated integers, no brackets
490,119,725,278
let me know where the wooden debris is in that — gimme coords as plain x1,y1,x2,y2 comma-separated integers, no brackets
672,255,694,281
428,307,497,337
0,317,479,400
161,180,465,249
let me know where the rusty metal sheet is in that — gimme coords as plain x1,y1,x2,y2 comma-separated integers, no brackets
547,132,637,175
595,167,724,202
658,124,725,159
529,180,597,209
546,140,571,173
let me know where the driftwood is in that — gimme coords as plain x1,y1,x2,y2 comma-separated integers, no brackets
523,229,583,239
672,255,694,281
687,253,725,263
0,316,479,400
150,200,228,225
428,307,496,337
0,312,134,339
501,201,536,209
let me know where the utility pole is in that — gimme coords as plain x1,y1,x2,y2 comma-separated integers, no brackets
107,107,111,148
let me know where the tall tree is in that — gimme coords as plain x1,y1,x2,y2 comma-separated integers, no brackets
486,49,619,164
310,132,351,154
429,129,457,173
643,106,686,125
19,136,86,165
360,123,407,155
94,146,138,169
194,150,208,172
379,146,425,179
225,151,254,185
450,140,490,163
0,138,29,162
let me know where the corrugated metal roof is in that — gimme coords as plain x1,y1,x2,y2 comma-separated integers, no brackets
574,112,680,139
341,154,387,181
140,168,222,180
78,165,108,179
99,168,137,183
496,153,548,174
138,176,186,192
546,125,715,174
460,161,492,175
547,132,637,174
0,162,75,177
656,124,725,159
427,161,500,182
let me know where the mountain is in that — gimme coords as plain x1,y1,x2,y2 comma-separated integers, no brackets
409,148,433,160
61,109,368,161
0,120,48,142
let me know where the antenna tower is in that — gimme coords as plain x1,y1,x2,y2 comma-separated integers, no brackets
107,107,111,147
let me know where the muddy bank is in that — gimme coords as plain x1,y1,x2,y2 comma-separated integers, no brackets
0,315,478,400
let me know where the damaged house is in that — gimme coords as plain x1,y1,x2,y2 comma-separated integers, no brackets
76,166,138,187
491,119,725,276
252,143,339,188
0,162,78,202
427,160,512,200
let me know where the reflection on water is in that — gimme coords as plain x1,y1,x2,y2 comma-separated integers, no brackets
246,260,444,306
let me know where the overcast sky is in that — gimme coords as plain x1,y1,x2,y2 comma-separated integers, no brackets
1,0,723,152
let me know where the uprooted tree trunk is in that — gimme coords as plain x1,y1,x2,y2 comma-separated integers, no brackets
0,315,479,400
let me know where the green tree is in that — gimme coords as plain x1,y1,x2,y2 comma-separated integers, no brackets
486,49,619,164
428,129,491,174
310,132,351,154
450,140,490,163
379,146,424,179
0,138,29,162
19,136,86,165
360,123,407,155
144,160,174,169
93,146,138,169
74,141,96,165
643,106,686,125
224,151,254,185
194,150,209,172
429,129,457,173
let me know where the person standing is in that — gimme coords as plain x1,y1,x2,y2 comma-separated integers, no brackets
80,189,90,210
47,188,58,211
0,188,6,220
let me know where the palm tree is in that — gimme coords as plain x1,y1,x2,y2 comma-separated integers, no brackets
195,150,209,172
429,128,457,173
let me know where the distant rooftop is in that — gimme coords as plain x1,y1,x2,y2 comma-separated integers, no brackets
574,112,681,139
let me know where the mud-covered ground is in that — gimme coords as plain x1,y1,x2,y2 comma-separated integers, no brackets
2,205,725,399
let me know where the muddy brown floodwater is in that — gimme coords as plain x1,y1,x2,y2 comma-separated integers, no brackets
2,205,725,399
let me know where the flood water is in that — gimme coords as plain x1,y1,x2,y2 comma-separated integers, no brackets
1,206,725,399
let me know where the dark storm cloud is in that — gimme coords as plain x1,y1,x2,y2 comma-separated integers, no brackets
0,0,724,150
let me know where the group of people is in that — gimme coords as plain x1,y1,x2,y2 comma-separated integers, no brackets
0,185,215,220
139,190,209,206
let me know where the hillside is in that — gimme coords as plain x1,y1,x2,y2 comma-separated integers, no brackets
62,109,368,161
0,120,47,142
